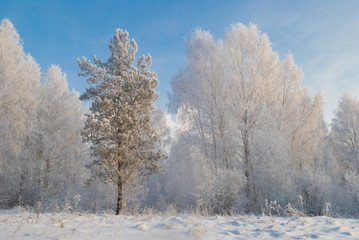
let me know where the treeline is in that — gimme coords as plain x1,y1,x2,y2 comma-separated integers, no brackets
0,19,89,209
157,24,359,216
0,19,359,217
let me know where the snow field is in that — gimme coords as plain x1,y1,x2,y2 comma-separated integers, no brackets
1,209,359,239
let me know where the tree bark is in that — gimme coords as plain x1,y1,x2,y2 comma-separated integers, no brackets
44,157,50,192
116,178,123,215
242,110,256,213
243,132,251,212
116,160,123,215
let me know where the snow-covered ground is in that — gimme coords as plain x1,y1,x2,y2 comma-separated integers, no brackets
1,208,359,239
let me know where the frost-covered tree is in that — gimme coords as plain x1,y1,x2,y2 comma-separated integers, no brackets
0,18,40,207
32,65,88,204
142,107,175,209
78,29,165,215
0,19,90,209
330,93,359,215
169,23,325,214
330,93,359,173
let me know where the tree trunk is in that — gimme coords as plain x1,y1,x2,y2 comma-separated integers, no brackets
242,110,256,212
116,159,123,215
210,108,218,175
18,170,25,206
243,132,251,212
116,179,123,215
195,103,209,163
44,157,50,191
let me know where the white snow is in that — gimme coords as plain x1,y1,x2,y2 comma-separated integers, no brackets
1,208,359,239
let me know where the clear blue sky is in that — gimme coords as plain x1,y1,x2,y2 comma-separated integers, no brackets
1,0,359,122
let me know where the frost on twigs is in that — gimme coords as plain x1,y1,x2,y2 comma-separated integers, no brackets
78,28,166,215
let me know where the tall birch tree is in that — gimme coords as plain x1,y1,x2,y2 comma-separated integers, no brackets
169,23,325,213
0,18,40,206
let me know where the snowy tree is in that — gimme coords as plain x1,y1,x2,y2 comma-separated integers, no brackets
78,29,165,215
0,19,90,209
169,23,325,214
142,107,175,209
330,93,359,173
330,93,359,215
32,65,88,205
0,18,40,207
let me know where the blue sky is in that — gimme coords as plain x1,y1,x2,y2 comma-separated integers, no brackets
1,0,359,122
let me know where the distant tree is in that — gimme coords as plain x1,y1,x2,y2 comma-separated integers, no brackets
142,107,174,209
78,29,165,215
330,93,359,214
330,93,359,173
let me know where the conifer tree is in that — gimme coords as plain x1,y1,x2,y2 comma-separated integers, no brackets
78,29,164,215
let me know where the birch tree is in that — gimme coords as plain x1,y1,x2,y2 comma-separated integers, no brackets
0,18,90,208
78,29,165,215
0,18,40,206
32,65,88,203
330,93,359,214
169,23,325,213
330,93,359,172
